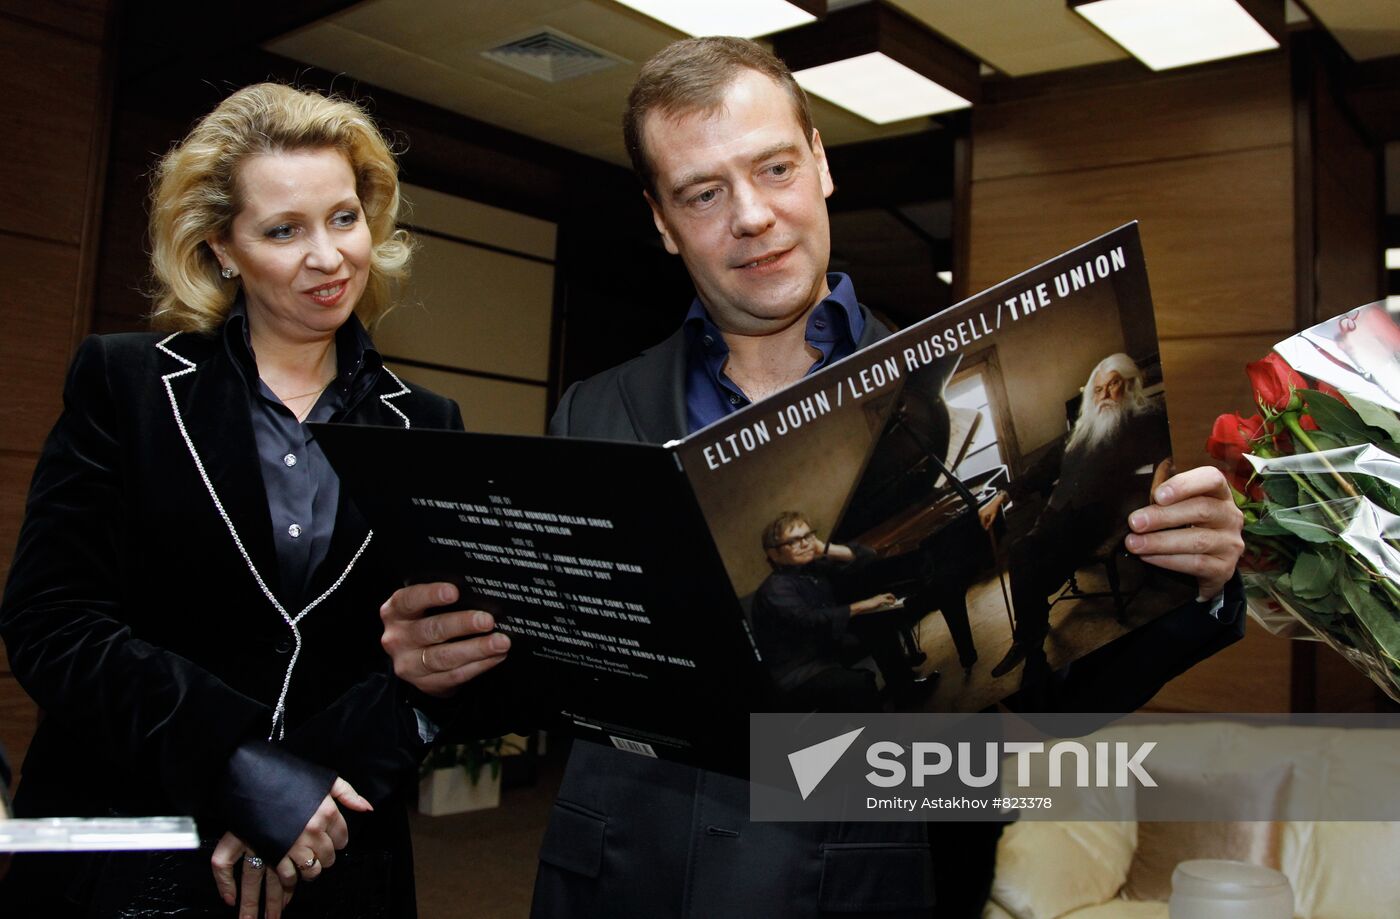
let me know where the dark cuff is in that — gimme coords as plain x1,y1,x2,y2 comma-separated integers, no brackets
217,740,334,862
282,674,427,805
1213,569,1247,627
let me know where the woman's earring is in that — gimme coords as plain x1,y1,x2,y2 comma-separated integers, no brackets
221,266,237,279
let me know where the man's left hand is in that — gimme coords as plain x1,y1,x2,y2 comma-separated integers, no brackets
1125,465,1244,600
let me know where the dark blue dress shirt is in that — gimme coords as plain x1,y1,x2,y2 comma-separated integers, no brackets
224,301,384,606
683,273,864,435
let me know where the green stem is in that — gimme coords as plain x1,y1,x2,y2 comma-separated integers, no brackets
1275,469,1400,610
1284,469,1350,532
1363,562,1400,607
1282,413,1359,498
1282,411,1400,560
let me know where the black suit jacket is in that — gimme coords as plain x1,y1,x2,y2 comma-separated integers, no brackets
534,310,1245,918
0,330,461,916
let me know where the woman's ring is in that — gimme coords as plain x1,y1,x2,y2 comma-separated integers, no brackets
301,855,318,870
244,855,264,870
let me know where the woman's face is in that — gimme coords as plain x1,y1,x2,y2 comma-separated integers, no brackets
212,147,372,345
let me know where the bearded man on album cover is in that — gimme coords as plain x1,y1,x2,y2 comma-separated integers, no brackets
991,352,1175,679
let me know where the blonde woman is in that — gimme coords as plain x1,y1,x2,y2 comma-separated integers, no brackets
0,84,478,918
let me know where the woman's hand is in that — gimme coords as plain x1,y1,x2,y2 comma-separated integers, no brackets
211,832,295,919
211,777,373,917
285,776,372,880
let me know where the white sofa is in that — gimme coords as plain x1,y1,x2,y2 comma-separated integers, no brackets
983,723,1400,919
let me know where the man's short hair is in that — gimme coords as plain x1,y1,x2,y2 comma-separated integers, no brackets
762,511,811,551
624,36,816,199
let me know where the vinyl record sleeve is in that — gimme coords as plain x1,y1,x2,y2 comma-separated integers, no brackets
317,222,1194,774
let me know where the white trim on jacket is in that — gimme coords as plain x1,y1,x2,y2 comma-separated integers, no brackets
155,332,409,739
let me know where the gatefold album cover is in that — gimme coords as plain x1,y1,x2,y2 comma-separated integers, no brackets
318,222,1196,770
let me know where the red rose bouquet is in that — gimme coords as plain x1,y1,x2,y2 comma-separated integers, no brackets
1209,302,1400,701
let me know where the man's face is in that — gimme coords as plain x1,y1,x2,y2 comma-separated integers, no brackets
1092,370,1126,411
767,521,820,567
641,69,835,336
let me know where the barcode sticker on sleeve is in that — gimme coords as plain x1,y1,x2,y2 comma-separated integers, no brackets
610,736,657,757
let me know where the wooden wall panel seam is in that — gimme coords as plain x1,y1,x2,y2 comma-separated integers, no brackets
0,8,101,44
968,141,1294,186
0,228,85,250
1157,329,1295,343
401,224,555,267
380,354,548,388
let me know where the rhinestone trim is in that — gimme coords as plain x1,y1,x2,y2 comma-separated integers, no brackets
155,333,409,739
379,367,412,428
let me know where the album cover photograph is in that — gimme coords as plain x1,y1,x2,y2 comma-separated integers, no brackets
672,222,1196,713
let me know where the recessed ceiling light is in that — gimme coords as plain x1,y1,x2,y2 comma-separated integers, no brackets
1071,0,1279,71
937,271,953,285
613,0,821,39
772,3,980,125
794,52,971,123
1386,248,1400,271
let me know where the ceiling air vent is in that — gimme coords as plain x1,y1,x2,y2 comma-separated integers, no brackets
482,29,622,83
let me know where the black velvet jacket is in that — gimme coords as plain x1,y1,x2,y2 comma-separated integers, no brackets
0,328,462,916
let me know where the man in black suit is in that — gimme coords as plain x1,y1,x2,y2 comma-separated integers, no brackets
751,510,902,711
380,37,1246,917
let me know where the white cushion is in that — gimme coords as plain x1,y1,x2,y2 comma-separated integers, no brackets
1292,821,1400,919
990,821,1136,919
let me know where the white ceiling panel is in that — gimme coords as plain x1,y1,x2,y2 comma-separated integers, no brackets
891,0,1129,76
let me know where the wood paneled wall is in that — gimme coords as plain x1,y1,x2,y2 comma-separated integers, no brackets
1299,40,1385,325
967,55,1298,712
0,2,114,775
379,183,557,435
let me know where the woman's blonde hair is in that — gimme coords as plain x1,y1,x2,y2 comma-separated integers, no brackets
148,83,410,333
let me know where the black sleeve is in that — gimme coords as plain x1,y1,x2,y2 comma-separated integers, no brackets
1007,438,1067,503
547,382,580,437
1006,571,1247,716
755,575,852,645
217,741,335,862
830,543,877,582
0,337,306,822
